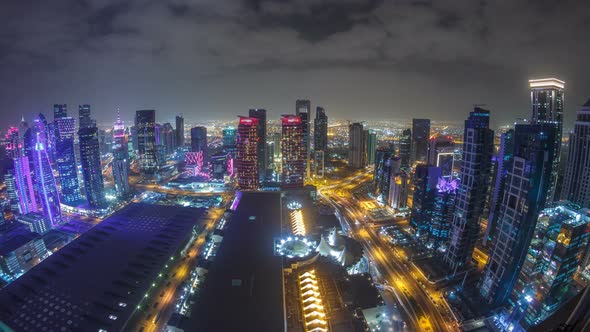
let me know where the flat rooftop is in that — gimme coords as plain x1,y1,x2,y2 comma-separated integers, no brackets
187,192,285,331
0,222,40,255
0,203,204,332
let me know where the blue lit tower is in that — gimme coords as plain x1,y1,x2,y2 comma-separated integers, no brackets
429,177,458,250
13,155,38,214
529,78,565,202
55,117,82,204
508,203,589,330
410,164,442,237
53,104,67,120
561,99,590,207
444,108,494,274
480,123,558,307
79,106,106,207
222,126,237,157
32,118,61,226
399,128,412,169
249,109,267,182
112,112,130,198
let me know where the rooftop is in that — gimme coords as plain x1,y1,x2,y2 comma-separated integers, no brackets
0,203,204,332
187,192,284,331
0,222,41,256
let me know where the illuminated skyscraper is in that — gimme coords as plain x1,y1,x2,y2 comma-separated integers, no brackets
249,109,267,182
296,100,311,179
4,127,19,159
366,130,377,165
13,156,37,214
79,110,106,207
314,107,328,152
135,110,157,177
281,115,305,188
5,169,19,212
112,112,130,198
236,116,259,190
429,177,458,250
399,128,412,169
412,119,430,164
55,117,82,204
410,165,441,237
444,108,494,274
561,99,590,207
190,126,208,159
160,122,175,155
374,150,394,198
348,122,365,169
78,104,93,129
530,78,565,202
508,203,589,330
222,126,237,156
480,123,557,306
32,119,61,226
175,114,184,149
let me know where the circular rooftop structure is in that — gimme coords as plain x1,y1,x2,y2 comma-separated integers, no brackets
275,236,317,259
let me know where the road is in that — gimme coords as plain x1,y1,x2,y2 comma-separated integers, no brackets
317,169,459,332
128,208,225,332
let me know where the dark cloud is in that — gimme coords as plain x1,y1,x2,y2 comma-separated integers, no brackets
0,0,590,129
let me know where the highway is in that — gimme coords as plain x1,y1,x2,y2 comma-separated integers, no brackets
317,169,459,332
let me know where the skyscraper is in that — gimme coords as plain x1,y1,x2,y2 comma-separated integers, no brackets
561,99,590,207
135,110,157,177
222,126,237,157
175,114,184,149
480,123,558,306
444,108,494,274
412,119,430,164
78,104,93,129
55,117,82,204
429,177,458,250
79,110,106,207
399,128,412,169
112,112,130,198
5,169,19,212
296,100,311,179
53,104,67,120
348,122,365,169
32,119,61,226
530,78,565,202
366,130,377,165
190,126,208,159
508,203,590,330
160,122,175,155
410,165,442,237
236,116,259,190
248,109,267,182
281,115,305,188
13,156,37,214
314,107,328,153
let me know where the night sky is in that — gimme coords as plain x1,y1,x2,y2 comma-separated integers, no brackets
1,0,590,129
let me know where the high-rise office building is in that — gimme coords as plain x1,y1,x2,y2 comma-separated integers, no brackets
561,99,590,207
159,122,175,155
480,123,558,306
53,104,67,120
314,107,328,152
412,119,430,164
399,128,412,169
507,203,589,331
79,112,106,207
444,108,494,274
32,119,61,226
366,130,377,165
78,104,93,129
112,112,130,198
55,117,82,204
190,126,208,160
348,122,365,169
410,165,442,237
13,156,37,214
429,177,458,250
5,169,19,212
4,127,19,159
249,109,267,182
296,100,311,179
374,149,393,195
175,114,184,149
485,129,515,246
281,115,305,188
530,78,565,202
17,212,52,235
222,126,237,157
428,135,454,169
388,170,409,209
236,116,259,190
136,110,157,177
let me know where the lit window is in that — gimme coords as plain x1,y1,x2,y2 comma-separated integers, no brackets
118,302,127,307
108,315,117,320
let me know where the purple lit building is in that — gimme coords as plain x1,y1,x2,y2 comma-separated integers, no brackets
428,177,458,250
13,156,38,214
